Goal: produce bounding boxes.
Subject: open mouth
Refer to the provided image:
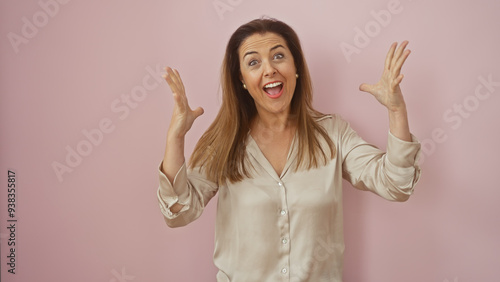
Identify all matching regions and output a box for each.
[263,81,284,98]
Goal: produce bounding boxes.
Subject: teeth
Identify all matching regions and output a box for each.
[264,82,283,88]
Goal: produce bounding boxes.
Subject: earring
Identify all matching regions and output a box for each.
[296,74,299,78]
[243,83,247,89]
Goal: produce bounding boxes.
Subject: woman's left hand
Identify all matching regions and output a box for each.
[359,41,411,112]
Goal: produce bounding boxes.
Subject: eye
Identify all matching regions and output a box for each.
[273,53,284,60]
[248,60,258,66]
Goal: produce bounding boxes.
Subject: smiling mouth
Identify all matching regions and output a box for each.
[263,81,284,98]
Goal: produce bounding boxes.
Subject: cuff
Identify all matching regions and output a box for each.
[386,131,421,168]
[157,189,189,218]
[158,161,190,202]
[157,162,190,218]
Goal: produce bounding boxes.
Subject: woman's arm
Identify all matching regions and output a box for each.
[340,41,420,201]
[359,41,412,142]
[161,67,204,213]
[340,115,421,202]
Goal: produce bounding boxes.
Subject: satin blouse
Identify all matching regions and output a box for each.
[157,114,421,282]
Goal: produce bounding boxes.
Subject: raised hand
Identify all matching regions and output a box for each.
[163,67,204,138]
[359,41,411,113]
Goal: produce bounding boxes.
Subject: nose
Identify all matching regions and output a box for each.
[262,60,277,77]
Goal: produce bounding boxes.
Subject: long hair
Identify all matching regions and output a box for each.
[190,17,335,184]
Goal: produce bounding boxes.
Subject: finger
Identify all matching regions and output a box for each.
[193,106,205,118]
[359,83,375,94]
[165,68,188,105]
[384,42,397,70]
[393,74,404,87]
[171,91,188,114]
[163,70,177,92]
[164,72,188,114]
[390,40,409,69]
[172,68,186,96]
[166,67,182,92]
[164,71,182,97]
[166,67,182,94]
[172,68,195,110]
[165,67,198,116]
[392,49,411,77]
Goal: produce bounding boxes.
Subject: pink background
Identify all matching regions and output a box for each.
[1,0,499,281]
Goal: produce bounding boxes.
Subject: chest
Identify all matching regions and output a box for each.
[251,131,293,176]
[219,156,343,215]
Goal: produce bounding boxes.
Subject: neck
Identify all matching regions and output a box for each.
[252,110,295,133]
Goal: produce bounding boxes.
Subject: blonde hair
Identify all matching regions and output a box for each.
[190,18,335,184]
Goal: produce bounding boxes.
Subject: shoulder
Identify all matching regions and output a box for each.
[314,113,350,134]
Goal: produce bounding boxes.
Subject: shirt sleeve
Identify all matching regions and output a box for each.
[157,161,219,227]
[337,116,422,201]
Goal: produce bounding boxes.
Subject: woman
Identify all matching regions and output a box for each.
[158,18,421,281]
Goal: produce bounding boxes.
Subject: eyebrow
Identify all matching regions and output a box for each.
[243,44,286,59]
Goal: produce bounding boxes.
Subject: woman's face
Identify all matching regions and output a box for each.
[238,32,297,118]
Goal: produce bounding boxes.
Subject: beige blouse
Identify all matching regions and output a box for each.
[157,114,421,282]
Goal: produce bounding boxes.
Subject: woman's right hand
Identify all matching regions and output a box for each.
[163,67,204,138]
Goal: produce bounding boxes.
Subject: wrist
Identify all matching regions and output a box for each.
[389,108,408,120]
[388,101,408,114]
[388,107,411,142]
[167,126,187,141]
